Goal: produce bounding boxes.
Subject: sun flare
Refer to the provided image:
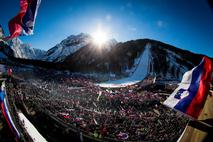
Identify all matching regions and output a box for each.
[91,28,108,46]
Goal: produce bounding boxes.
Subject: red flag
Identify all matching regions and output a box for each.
[5,0,41,39]
[7,68,13,76]
[5,0,28,39]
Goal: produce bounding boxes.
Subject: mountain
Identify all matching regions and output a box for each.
[8,38,46,60]
[43,33,117,62]
[0,40,15,61]
[1,33,211,81]
[59,38,205,81]
[9,38,46,60]
[0,37,48,70]
[43,33,91,62]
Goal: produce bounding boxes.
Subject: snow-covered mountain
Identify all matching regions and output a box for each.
[58,38,207,81]
[43,33,91,62]
[43,33,117,62]
[8,38,46,60]
[1,32,210,82]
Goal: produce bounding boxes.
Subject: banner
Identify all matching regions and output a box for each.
[164,57,213,119]
[5,0,41,39]
[0,81,20,139]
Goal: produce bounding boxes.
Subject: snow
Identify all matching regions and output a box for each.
[98,43,151,88]
[46,41,88,62]
[43,34,117,62]
[18,112,47,142]
[165,48,189,80]
[44,33,91,62]
[125,53,142,75]
[9,38,46,60]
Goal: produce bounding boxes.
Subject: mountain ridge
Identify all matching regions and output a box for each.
[0,34,212,81]
[43,33,118,62]
[8,38,46,60]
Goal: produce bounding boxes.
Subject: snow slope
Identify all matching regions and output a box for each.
[98,43,151,88]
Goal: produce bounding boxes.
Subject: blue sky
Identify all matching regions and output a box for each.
[0,0,213,57]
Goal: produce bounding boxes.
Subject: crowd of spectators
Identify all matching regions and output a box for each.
[7,73,188,141]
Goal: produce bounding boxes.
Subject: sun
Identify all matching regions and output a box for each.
[91,27,108,46]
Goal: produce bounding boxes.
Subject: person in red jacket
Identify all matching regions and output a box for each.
[8,68,12,77]
[7,68,12,82]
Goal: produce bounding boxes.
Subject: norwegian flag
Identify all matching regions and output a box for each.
[5,0,41,39]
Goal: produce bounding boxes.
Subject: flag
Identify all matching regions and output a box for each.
[0,81,20,139]
[60,112,71,119]
[116,132,129,140]
[75,117,83,122]
[97,91,102,101]
[5,0,41,39]
[164,57,213,119]
[93,118,98,125]
[8,68,13,77]
[22,0,41,35]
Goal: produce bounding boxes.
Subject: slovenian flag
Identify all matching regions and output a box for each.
[5,0,41,39]
[0,81,20,139]
[164,57,213,119]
